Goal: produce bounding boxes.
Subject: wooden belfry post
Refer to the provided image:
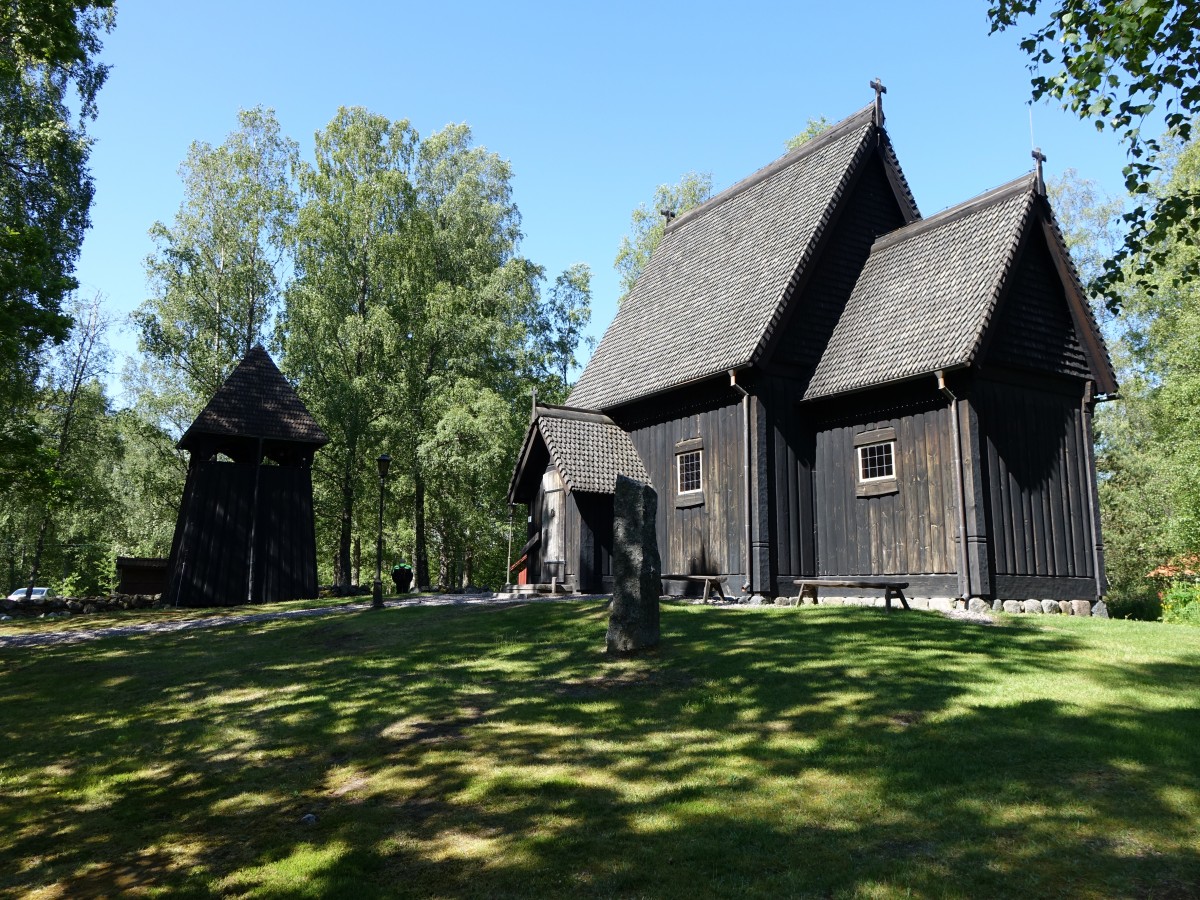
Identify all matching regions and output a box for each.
[165,346,329,608]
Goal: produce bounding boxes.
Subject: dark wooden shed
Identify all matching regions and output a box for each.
[165,346,329,607]
[514,94,1116,604]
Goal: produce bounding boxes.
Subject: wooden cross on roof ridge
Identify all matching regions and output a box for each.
[870,78,887,126]
[1032,147,1047,196]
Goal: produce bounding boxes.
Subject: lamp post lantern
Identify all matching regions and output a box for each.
[373,453,391,609]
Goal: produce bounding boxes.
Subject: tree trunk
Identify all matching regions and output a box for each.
[437,536,449,592]
[414,471,430,589]
[24,514,51,601]
[353,535,361,587]
[338,471,353,589]
[462,541,473,589]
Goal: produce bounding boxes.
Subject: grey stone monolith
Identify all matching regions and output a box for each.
[1092,599,1109,618]
[607,476,661,655]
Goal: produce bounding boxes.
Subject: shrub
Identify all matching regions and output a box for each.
[1105,591,1162,621]
[1160,579,1200,626]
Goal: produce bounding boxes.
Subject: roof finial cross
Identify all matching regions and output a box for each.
[870,78,887,126]
[660,207,676,227]
[1032,147,1047,196]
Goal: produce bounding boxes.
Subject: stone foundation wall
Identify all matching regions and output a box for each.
[0,593,163,620]
[772,593,1109,618]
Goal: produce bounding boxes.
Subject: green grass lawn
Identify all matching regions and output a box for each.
[1,602,1197,899]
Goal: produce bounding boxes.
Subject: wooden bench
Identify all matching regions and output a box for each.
[662,574,728,603]
[793,578,910,611]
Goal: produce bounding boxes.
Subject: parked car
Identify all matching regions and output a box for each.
[6,587,52,602]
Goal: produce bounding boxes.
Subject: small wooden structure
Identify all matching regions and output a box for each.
[114,556,169,596]
[165,346,329,607]
[511,90,1116,605]
[508,404,651,593]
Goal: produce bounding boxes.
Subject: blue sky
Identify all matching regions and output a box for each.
[76,1,1142,399]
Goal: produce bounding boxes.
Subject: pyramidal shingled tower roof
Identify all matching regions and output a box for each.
[178,345,329,450]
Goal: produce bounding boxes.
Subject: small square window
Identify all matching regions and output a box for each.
[677,449,702,494]
[858,441,894,482]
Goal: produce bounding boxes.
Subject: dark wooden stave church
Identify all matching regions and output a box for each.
[509,96,1116,603]
[166,346,329,607]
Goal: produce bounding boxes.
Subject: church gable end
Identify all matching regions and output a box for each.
[766,149,912,379]
[983,226,1091,380]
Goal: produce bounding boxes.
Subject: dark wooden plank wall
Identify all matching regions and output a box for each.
[255,466,320,603]
[167,461,322,607]
[813,395,958,577]
[167,461,254,607]
[760,376,816,581]
[575,493,614,591]
[985,230,1092,379]
[625,397,745,581]
[975,379,1095,579]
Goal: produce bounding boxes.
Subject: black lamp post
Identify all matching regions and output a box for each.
[373,453,391,609]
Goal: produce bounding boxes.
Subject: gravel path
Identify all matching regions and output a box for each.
[0,593,606,650]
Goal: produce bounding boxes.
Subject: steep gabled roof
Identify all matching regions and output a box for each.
[569,105,918,410]
[803,174,1117,400]
[179,345,329,449]
[507,405,651,503]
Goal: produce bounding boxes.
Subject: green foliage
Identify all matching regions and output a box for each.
[988,0,1200,306]
[540,262,594,392]
[1159,578,1200,625]
[1084,135,1200,607]
[614,170,713,301]
[134,107,298,407]
[0,0,114,482]
[785,116,831,152]
[283,109,551,590]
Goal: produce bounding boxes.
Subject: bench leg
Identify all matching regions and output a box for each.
[702,579,712,603]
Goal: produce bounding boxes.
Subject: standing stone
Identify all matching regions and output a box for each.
[1092,600,1109,619]
[1071,600,1093,618]
[968,598,990,614]
[607,476,661,655]
[1023,600,1043,613]
[1041,599,1061,614]
[993,598,1004,612]
[1002,600,1022,614]
[1058,600,1072,615]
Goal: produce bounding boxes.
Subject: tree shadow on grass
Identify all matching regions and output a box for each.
[0,603,1197,898]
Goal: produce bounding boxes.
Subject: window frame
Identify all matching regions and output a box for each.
[853,426,899,498]
[675,437,704,508]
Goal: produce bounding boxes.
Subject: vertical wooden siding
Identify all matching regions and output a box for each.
[626,398,745,580]
[761,377,816,580]
[976,380,1094,578]
[813,398,958,576]
[167,461,321,607]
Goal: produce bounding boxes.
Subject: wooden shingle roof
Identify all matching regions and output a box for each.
[803,174,1116,399]
[179,345,329,450]
[569,105,916,411]
[508,405,651,502]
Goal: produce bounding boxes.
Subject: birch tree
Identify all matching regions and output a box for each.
[134,107,298,407]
